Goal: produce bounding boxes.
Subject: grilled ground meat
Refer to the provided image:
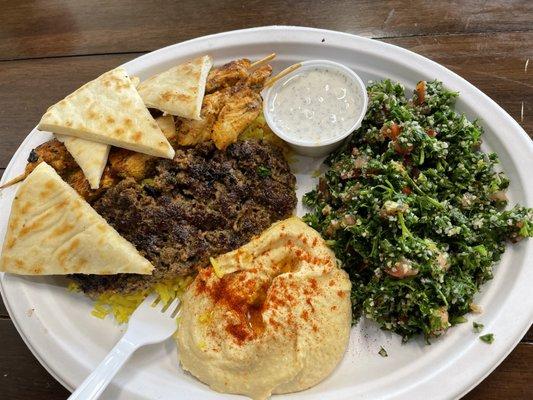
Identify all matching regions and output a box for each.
[71,140,296,296]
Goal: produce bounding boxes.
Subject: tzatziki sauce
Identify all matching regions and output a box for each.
[268,67,364,144]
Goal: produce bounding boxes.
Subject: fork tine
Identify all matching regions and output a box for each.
[142,293,159,308]
[160,297,174,313]
[161,297,180,315]
[130,293,159,319]
[150,295,161,307]
[170,301,181,319]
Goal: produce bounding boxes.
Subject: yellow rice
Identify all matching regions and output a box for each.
[68,275,194,324]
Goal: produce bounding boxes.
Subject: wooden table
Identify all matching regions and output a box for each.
[0,1,531,398]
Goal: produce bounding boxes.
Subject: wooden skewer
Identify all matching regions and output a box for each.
[250,53,276,69]
[0,172,27,189]
[263,63,302,89]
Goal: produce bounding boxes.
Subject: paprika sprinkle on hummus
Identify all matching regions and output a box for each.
[177,217,352,400]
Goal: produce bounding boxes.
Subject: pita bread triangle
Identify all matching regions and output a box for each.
[56,135,110,190]
[138,55,213,120]
[0,162,154,275]
[38,67,175,159]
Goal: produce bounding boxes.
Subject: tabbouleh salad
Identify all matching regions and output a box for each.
[303,79,533,341]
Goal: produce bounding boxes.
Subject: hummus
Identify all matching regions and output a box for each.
[177,217,352,400]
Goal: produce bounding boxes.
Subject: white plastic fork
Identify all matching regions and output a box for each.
[68,294,180,400]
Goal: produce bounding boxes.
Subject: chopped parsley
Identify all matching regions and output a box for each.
[473,322,484,333]
[378,347,388,357]
[303,79,533,342]
[257,166,271,177]
[450,315,468,325]
[479,333,494,344]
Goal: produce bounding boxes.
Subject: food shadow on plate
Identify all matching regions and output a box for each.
[0,274,93,317]
[2,273,73,290]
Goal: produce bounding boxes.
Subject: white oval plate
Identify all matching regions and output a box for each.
[1,26,532,400]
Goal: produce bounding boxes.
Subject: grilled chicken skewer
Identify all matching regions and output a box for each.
[3,55,276,196]
[177,59,272,149]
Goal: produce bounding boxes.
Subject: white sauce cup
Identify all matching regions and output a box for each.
[263,60,368,157]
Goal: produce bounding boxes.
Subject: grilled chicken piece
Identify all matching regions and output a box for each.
[205,59,252,93]
[206,60,271,93]
[247,65,273,90]
[176,89,232,146]
[175,117,213,146]
[24,139,78,177]
[212,88,262,150]
[176,84,263,149]
[177,62,271,148]
[107,149,156,181]
[66,167,116,202]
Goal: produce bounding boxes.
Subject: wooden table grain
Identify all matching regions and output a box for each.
[0,1,531,399]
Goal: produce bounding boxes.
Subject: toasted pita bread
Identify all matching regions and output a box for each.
[38,67,175,159]
[138,55,213,120]
[0,162,154,275]
[56,135,110,189]
[131,76,140,88]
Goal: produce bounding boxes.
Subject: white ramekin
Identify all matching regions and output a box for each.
[262,59,368,157]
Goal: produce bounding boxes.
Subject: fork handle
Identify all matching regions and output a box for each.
[68,337,138,400]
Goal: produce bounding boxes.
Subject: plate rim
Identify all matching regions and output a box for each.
[1,25,532,399]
